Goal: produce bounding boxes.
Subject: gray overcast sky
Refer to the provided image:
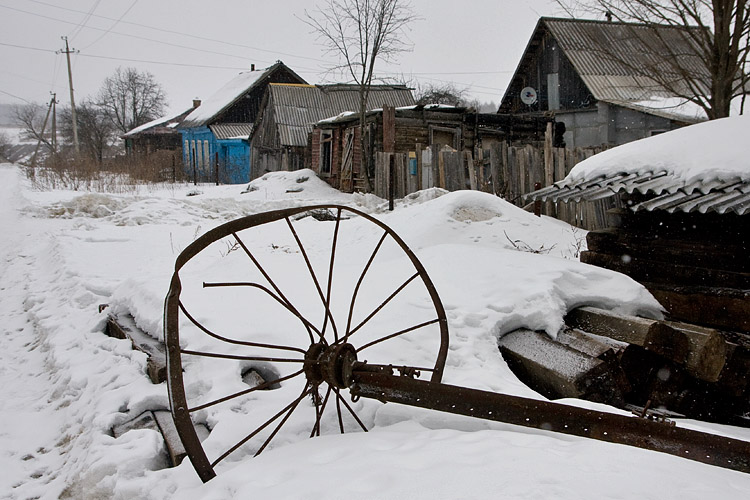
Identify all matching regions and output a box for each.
[0,0,589,114]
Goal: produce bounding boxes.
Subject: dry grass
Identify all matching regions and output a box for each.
[24,150,190,193]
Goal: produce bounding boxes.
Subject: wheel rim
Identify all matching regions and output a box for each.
[164,205,448,481]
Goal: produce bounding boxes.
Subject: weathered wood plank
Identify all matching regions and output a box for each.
[106,314,167,384]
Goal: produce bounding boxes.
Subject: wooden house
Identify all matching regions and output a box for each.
[178,61,306,184]
[499,17,707,148]
[122,101,198,161]
[250,83,415,180]
[310,105,550,194]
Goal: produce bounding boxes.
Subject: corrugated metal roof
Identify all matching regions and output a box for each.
[527,171,750,215]
[544,18,710,104]
[208,123,253,140]
[122,106,194,137]
[267,84,415,146]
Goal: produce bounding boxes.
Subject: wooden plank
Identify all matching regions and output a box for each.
[106,314,167,384]
[467,151,477,190]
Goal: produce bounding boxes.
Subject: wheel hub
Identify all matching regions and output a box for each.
[304,342,357,389]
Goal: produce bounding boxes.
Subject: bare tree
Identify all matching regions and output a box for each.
[96,67,167,134]
[13,103,53,150]
[557,1,750,118]
[416,83,469,106]
[304,0,416,191]
[60,101,118,164]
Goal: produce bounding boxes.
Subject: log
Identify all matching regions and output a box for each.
[498,329,626,406]
[565,307,690,365]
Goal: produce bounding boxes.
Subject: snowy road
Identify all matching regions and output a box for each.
[0,165,67,497]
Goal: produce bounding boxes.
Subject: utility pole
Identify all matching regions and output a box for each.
[50,92,57,153]
[58,36,80,155]
[30,95,56,168]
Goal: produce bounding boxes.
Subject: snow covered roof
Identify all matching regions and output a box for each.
[180,62,306,128]
[527,114,750,215]
[122,106,195,137]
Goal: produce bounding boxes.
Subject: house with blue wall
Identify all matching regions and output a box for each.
[178,61,306,184]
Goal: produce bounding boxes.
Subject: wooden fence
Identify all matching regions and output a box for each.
[373,142,617,231]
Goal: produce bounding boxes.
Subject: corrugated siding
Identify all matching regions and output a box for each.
[544,19,710,102]
[527,171,750,215]
[209,123,253,140]
[270,84,415,146]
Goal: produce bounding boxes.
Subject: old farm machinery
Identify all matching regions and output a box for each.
[164,205,750,482]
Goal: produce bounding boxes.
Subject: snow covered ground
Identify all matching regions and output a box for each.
[1,164,749,499]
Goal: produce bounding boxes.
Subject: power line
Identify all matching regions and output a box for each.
[81,0,139,50]
[11,0,329,65]
[0,88,33,104]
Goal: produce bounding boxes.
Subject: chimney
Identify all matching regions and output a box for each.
[192,99,201,109]
[251,64,256,71]
[605,11,613,22]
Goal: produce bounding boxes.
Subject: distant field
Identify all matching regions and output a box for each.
[0,126,33,145]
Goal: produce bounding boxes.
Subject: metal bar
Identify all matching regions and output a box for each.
[284,217,340,340]
[334,387,368,432]
[200,281,321,340]
[311,385,333,438]
[179,299,307,354]
[323,208,342,341]
[189,369,305,413]
[357,318,441,352]
[180,350,305,363]
[348,272,420,337]
[351,371,750,474]
[232,232,317,344]
[343,231,389,342]
[212,383,311,467]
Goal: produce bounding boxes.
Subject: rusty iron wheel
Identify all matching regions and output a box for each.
[164,205,449,481]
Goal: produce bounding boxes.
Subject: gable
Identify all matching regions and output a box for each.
[500,17,709,121]
[180,62,307,128]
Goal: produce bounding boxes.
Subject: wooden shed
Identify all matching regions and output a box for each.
[311,105,550,194]
[499,17,707,148]
[250,83,415,181]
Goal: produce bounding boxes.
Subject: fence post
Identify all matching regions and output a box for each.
[215,151,219,185]
[172,154,176,183]
[192,148,197,185]
[533,182,542,216]
[388,154,395,211]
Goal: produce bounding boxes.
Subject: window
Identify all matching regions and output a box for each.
[203,140,210,168]
[190,140,196,166]
[196,140,203,168]
[184,140,189,164]
[320,129,333,175]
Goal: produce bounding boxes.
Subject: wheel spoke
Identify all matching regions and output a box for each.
[333,387,368,433]
[232,232,317,344]
[200,281,321,340]
[188,369,305,413]
[347,272,420,338]
[343,230,388,343]
[357,318,441,352]
[322,208,342,341]
[179,300,308,353]
[310,384,333,438]
[335,394,345,433]
[253,387,308,457]
[212,383,311,467]
[285,216,340,341]
[180,349,305,363]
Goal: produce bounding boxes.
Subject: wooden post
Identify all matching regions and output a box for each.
[533,182,542,216]
[192,147,197,185]
[415,143,422,191]
[467,151,477,190]
[215,151,219,185]
[388,154,395,211]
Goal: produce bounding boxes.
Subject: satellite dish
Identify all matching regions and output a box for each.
[520,87,538,105]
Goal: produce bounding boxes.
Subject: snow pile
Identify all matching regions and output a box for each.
[566,114,750,184]
[1,163,748,499]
